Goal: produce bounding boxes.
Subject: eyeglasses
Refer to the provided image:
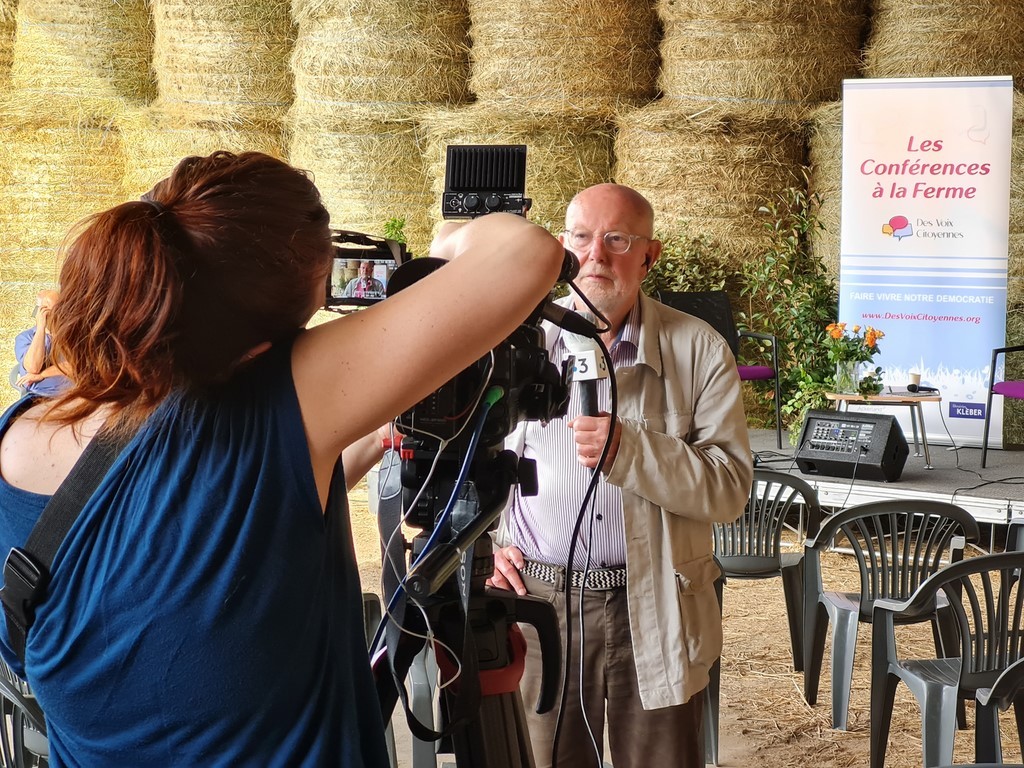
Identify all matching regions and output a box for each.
[562,230,650,255]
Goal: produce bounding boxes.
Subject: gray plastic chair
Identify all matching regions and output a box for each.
[714,469,821,672]
[871,552,1024,768]
[0,658,48,767]
[803,499,981,731]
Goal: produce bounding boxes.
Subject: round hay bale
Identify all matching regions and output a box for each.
[118,107,285,198]
[614,100,807,267]
[0,0,15,90]
[1007,98,1024,306]
[0,98,125,286]
[290,0,469,121]
[152,0,295,126]
[807,101,843,280]
[418,104,616,235]
[657,0,867,113]
[466,0,658,117]
[864,1,1024,88]
[287,110,435,257]
[11,0,155,112]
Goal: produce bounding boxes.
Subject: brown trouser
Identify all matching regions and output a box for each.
[517,571,705,768]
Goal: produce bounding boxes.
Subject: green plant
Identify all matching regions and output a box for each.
[642,229,737,296]
[858,366,885,396]
[781,365,833,445]
[739,175,838,434]
[382,216,407,243]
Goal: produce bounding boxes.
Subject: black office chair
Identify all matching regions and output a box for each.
[981,344,1024,468]
[658,291,783,448]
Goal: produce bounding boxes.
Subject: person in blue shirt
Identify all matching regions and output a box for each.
[0,150,565,766]
[13,290,71,397]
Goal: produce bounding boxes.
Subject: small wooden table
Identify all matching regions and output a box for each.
[824,391,942,469]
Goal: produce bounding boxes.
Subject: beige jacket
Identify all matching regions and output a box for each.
[498,292,753,709]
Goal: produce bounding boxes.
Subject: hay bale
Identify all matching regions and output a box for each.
[118,107,285,198]
[0,0,15,90]
[11,0,155,112]
[0,98,124,286]
[1008,98,1024,306]
[152,0,295,126]
[287,110,435,257]
[807,101,843,280]
[466,0,658,116]
[419,104,616,235]
[290,0,469,121]
[657,0,868,113]
[614,101,807,266]
[864,1,1024,88]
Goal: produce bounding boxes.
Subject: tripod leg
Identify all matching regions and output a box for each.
[450,691,537,768]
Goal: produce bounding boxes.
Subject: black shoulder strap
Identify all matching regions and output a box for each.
[1,429,135,665]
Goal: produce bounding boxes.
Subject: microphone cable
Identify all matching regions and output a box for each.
[550,332,616,768]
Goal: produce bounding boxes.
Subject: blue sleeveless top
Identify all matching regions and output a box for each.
[0,341,389,766]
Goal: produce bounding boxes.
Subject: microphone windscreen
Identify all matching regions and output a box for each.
[561,311,599,355]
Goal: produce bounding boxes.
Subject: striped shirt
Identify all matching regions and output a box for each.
[504,301,642,569]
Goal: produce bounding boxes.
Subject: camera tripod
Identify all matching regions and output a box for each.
[372,459,560,768]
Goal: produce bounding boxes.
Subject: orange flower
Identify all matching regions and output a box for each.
[824,321,885,364]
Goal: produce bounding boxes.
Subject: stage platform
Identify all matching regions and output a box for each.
[748,428,1024,550]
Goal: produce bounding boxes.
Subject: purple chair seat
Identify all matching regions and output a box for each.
[738,365,775,382]
[993,380,1024,398]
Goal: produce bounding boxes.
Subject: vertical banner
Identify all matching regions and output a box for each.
[839,76,1013,447]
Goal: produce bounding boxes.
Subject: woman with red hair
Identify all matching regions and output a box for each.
[0,151,564,765]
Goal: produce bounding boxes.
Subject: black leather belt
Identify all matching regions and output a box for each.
[521,559,627,590]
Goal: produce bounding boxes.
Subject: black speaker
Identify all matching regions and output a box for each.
[795,409,909,483]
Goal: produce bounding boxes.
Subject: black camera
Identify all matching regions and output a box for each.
[442,144,531,219]
[390,144,569,534]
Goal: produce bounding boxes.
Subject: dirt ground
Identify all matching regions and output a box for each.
[348,480,1022,767]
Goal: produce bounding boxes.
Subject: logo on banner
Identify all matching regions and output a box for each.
[881,215,913,240]
[949,402,985,420]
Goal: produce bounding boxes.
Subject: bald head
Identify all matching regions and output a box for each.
[565,184,655,237]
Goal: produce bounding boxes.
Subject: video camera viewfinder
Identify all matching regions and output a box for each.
[324,229,409,311]
[442,145,531,219]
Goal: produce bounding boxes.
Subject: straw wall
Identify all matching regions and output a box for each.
[0,99,125,412]
[467,0,659,116]
[10,0,154,113]
[419,105,616,235]
[119,107,286,199]
[807,101,843,280]
[657,0,868,116]
[290,0,469,122]
[864,1,1024,88]
[0,0,15,90]
[288,111,434,256]
[615,101,806,266]
[151,0,295,128]
[1010,98,1024,308]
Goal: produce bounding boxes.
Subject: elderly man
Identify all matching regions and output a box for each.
[14,289,70,397]
[490,183,752,768]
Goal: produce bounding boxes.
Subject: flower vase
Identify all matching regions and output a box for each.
[835,361,860,394]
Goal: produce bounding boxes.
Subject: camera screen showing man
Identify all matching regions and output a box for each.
[341,260,385,300]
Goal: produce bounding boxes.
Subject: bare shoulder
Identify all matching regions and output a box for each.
[0,401,103,495]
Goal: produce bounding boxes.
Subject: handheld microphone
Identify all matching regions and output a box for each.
[562,312,608,417]
[907,383,939,393]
